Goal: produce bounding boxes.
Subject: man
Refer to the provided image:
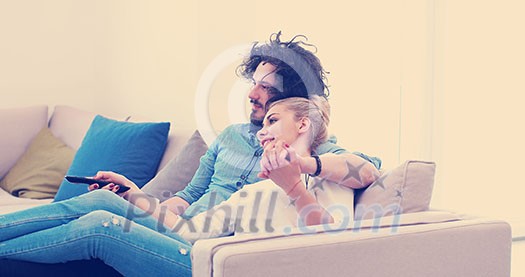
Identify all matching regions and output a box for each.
[165,32,381,218]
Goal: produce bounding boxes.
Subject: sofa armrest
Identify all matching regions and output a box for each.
[192,212,511,277]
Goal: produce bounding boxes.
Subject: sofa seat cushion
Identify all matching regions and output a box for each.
[0,128,75,199]
[54,115,170,201]
[0,188,53,215]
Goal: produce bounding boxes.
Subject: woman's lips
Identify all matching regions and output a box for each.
[260,138,274,147]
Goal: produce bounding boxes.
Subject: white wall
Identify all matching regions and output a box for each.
[431,0,525,227]
[1,0,406,168]
[431,3,525,273]
[0,1,100,108]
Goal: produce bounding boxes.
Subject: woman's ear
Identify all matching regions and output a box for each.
[297,117,311,134]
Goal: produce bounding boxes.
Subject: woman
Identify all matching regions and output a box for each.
[0,96,358,276]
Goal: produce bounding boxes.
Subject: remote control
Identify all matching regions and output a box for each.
[65,176,131,193]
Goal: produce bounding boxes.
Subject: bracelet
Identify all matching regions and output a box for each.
[309,155,322,177]
[286,179,303,195]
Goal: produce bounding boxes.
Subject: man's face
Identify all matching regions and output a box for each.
[248,62,282,126]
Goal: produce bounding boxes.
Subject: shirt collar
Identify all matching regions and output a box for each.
[249,123,263,148]
[249,123,262,135]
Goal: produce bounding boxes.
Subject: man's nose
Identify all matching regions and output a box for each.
[248,84,260,100]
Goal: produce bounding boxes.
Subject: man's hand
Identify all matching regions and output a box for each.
[162,196,190,215]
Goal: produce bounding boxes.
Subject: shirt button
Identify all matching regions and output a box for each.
[179,248,188,255]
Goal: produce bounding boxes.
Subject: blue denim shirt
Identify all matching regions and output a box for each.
[175,123,381,217]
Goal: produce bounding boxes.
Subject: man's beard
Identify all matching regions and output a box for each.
[250,112,263,126]
[250,99,264,126]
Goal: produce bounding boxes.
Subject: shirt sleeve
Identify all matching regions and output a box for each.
[317,135,382,170]
[351,151,382,170]
[316,137,349,155]
[174,131,222,204]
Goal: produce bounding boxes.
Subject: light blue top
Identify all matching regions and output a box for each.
[175,123,381,217]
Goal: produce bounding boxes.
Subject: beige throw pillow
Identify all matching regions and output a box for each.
[0,128,75,199]
[354,160,436,220]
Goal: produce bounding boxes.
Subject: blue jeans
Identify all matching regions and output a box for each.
[0,190,192,277]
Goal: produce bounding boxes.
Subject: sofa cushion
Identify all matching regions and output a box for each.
[354,160,435,220]
[125,115,193,171]
[0,106,48,179]
[49,105,128,150]
[54,115,170,201]
[142,130,208,201]
[157,130,195,171]
[0,128,75,199]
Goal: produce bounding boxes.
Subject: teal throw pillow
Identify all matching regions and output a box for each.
[54,115,170,201]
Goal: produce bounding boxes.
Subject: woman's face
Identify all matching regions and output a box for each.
[257,103,301,147]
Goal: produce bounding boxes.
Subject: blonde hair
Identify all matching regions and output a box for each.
[267,96,330,151]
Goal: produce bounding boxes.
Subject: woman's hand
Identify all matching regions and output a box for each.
[88,171,141,198]
[259,141,334,225]
[258,140,303,194]
[258,140,298,178]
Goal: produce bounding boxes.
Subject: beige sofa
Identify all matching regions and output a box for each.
[0,105,512,276]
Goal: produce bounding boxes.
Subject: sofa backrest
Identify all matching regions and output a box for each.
[48,106,104,150]
[0,106,48,179]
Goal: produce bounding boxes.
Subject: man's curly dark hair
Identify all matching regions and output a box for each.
[237,31,330,104]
